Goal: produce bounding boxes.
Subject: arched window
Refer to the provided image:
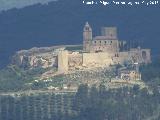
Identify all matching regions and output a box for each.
[142,51,147,59]
[85,27,89,31]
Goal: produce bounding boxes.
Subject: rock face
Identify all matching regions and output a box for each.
[11,46,65,69]
[11,45,82,70]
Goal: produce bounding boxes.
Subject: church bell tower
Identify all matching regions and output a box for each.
[83,22,92,52]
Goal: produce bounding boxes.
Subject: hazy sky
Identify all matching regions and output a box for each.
[0,0,57,11]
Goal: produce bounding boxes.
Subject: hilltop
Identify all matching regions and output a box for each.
[0,44,157,93]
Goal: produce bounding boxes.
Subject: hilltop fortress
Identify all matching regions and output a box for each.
[12,22,151,75]
[59,22,151,73]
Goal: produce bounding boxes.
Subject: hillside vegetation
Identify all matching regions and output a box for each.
[0,84,160,120]
[0,60,160,120]
[0,60,160,91]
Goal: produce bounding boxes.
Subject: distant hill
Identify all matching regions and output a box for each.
[0,0,160,68]
[0,0,57,11]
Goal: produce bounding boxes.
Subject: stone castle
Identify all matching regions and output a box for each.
[12,22,151,76]
[58,22,151,73]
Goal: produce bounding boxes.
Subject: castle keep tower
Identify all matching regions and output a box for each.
[83,22,92,52]
[101,27,117,39]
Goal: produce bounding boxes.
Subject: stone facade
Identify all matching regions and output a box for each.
[58,50,68,73]
[82,52,113,67]
[83,22,119,53]
[68,52,83,68]
[82,22,151,64]
[91,38,119,53]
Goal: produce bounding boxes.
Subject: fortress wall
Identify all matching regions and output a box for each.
[141,49,151,63]
[118,52,130,64]
[111,40,119,52]
[118,48,151,64]
[68,53,83,67]
[82,52,113,67]
[119,50,146,64]
[58,50,68,73]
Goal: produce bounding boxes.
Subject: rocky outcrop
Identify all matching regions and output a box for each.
[11,45,82,69]
[11,46,65,69]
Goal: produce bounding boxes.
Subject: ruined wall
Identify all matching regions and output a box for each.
[68,52,82,69]
[128,48,151,64]
[118,52,130,64]
[117,48,151,64]
[129,48,142,63]
[141,49,151,63]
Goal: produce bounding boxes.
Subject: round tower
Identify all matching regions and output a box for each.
[83,22,92,52]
